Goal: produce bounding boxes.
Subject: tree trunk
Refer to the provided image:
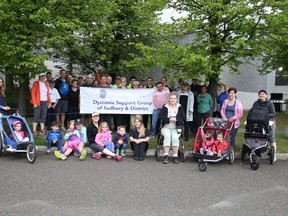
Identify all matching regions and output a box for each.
[18,78,30,116]
[208,77,219,116]
[5,74,14,93]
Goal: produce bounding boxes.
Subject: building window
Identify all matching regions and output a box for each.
[275,67,288,86]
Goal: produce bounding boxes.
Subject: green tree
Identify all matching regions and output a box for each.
[132,0,287,91]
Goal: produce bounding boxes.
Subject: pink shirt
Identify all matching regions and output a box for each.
[153,87,169,109]
[95,131,112,145]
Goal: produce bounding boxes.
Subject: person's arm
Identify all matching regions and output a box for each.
[153,95,160,109]
[221,100,228,120]
[268,101,276,119]
[63,132,70,140]
[95,133,104,145]
[82,128,87,144]
[231,100,243,121]
[58,132,63,143]
[113,134,118,144]
[189,93,194,113]
[124,134,129,144]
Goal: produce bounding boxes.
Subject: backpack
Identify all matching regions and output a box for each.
[60,81,69,95]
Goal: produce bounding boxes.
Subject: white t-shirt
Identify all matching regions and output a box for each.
[39,82,48,101]
[49,88,61,103]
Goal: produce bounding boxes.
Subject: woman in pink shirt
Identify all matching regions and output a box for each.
[221,87,243,149]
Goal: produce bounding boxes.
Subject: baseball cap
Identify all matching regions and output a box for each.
[115,76,121,80]
[91,112,100,117]
[39,73,46,77]
[75,119,83,125]
[13,120,21,127]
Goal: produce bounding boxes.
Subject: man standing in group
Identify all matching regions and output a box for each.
[150,81,170,138]
[55,69,69,130]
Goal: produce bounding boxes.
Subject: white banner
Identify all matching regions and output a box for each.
[80,87,155,114]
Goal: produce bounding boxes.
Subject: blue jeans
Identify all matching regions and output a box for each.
[151,109,161,136]
[47,139,62,150]
[115,143,127,151]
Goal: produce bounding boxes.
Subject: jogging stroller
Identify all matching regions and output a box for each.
[241,106,274,170]
[0,110,37,163]
[192,117,235,172]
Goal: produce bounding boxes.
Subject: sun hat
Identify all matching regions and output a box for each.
[13,120,21,127]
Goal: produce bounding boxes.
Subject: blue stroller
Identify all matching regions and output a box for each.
[0,111,37,163]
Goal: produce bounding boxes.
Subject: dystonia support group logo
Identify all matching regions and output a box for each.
[100,89,107,99]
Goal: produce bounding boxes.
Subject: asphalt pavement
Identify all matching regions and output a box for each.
[0,152,288,216]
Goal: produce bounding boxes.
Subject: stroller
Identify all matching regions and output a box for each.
[192,117,235,172]
[241,106,274,170]
[0,110,37,163]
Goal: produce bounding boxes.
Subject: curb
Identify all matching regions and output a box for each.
[37,146,288,160]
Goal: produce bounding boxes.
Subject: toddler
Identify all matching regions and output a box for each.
[113,125,128,156]
[46,121,62,154]
[8,120,29,151]
[200,128,214,156]
[212,132,229,156]
[95,122,114,158]
[54,120,87,160]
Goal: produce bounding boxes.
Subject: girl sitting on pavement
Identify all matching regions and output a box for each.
[212,131,229,156]
[54,120,86,161]
[199,128,214,156]
[95,122,115,158]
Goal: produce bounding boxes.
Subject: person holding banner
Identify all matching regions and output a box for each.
[159,92,185,164]
[87,112,122,162]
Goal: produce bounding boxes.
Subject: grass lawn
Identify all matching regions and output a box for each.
[33,111,288,153]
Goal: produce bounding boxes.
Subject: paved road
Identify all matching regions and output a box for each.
[0,152,288,216]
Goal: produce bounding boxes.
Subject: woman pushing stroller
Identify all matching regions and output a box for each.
[252,90,277,162]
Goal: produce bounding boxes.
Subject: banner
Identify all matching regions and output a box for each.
[80,87,155,114]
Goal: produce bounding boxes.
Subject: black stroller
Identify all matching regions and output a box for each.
[241,106,274,170]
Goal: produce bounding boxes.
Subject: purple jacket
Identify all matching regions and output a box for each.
[221,99,243,128]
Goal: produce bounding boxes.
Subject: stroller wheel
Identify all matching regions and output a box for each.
[228,148,235,164]
[155,146,160,161]
[241,144,247,161]
[198,161,207,172]
[250,154,259,170]
[270,146,275,165]
[27,143,37,163]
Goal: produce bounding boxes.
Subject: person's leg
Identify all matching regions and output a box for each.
[133,143,139,160]
[143,114,148,128]
[184,121,189,141]
[139,142,145,160]
[32,106,41,132]
[270,121,277,161]
[151,109,160,136]
[171,128,180,164]
[61,113,66,129]
[115,143,120,155]
[161,126,171,164]
[39,101,48,131]
[56,139,62,150]
[229,125,238,148]
[121,143,127,156]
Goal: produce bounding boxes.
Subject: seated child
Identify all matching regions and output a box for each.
[95,122,114,158]
[7,120,29,151]
[113,125,128,156]
[199,128,214,156]
[46,121,62,154]
[212,131,229,156]
[54,120,86,161]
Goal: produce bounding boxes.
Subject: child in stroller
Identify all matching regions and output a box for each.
[199,128,214,156]
[192,117,235,172]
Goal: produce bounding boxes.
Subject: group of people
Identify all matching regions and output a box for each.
[0,69,277,162]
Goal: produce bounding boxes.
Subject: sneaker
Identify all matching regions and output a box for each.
[120,150,126,157]
[46,149,51,154]
[115,149,119,155]
[273,154,277,162]
[61,126,66,131]
[163,155,169,164]
[173,156,179,164]
[79,149,87,160]
[54,151,67,160]
[33,130,37,135]
[115,154,122,162]
[92,152,101,160]
[40,129,46,135]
